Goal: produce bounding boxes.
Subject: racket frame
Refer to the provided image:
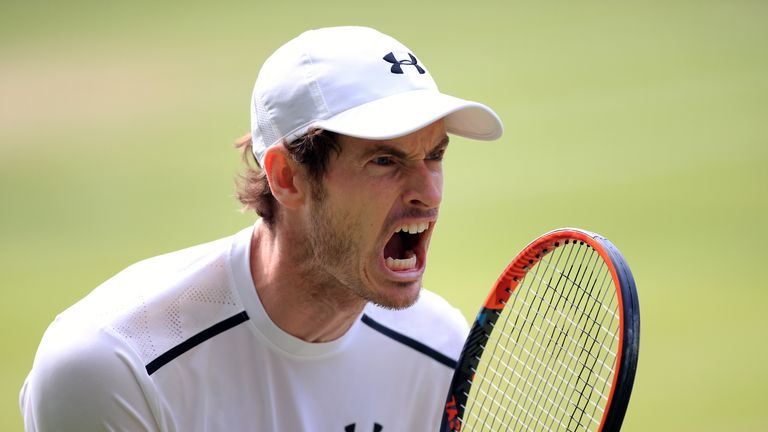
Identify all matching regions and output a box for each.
[441,228,640,432]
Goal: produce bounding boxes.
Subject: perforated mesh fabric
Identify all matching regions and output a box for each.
[109,253,242,366]
[253,95,281,163]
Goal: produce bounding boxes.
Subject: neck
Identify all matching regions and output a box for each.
[248,219,366,343]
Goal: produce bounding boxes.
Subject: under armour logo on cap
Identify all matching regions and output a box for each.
[383,52,425,74]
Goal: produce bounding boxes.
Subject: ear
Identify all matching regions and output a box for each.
[263,145,307,209]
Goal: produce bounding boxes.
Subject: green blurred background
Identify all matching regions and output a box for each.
[2,0,766,430]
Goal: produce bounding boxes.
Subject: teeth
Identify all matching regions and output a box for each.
[385,251,417,271]
[397,221,429,235]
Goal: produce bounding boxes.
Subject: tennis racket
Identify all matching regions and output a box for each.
[441,228,640,431]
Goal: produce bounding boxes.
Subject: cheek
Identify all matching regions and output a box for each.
[324,172,399,234]
[349,196,393,251]
[335,177,395,213]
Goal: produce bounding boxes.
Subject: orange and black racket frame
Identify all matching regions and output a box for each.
[440,228,640,432]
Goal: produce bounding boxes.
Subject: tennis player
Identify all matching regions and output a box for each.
[20,26,503,431]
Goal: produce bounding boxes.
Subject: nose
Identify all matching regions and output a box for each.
[403,162,443,209]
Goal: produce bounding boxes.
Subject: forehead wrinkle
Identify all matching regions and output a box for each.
[359,142,408,160]
[357,133,449,161]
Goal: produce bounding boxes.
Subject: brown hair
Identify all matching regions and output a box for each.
[234,129,340,227]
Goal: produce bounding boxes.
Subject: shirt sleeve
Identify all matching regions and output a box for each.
[20,321,165,432]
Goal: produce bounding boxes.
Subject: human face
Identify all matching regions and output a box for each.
[305,120,448,309]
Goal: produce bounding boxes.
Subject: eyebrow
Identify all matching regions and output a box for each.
[360,135,450,160]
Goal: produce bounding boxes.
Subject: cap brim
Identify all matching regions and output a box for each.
[314,90,503,142]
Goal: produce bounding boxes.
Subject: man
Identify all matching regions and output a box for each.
[21,26,503,431]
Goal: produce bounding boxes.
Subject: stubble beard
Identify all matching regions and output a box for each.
[306,182,420,310]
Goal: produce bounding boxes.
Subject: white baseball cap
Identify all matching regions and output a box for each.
[250,26,503,165]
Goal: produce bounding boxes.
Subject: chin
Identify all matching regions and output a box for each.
[368,281,421,310]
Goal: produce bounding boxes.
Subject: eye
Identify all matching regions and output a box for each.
[370,156,395,166]
[426,148,446,162]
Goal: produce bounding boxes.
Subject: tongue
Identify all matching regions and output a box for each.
[384,232,405,259]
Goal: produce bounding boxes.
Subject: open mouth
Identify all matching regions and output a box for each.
[383,221,429,271]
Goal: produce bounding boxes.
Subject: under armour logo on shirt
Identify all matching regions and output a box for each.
[345,423,383,432]
[383,52,425,74]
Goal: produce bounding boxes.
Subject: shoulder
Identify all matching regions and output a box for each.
[21,230,251,430]
[20,320,162,430]
[67,233,236,322]
[54,232,245,366]
[363,289,469,364]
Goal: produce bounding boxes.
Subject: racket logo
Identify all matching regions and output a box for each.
[444,396,461,431]
[383,52,426,74]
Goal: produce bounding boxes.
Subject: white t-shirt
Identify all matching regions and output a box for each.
[20,226,469,431]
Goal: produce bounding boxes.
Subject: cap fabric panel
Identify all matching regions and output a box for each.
[249,26,503,166]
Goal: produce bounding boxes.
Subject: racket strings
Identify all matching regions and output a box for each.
[472,243,578,430]
[463,245,575,431]
[526,244,618,432]
[506,243,603,430]
[462,241,621,431]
